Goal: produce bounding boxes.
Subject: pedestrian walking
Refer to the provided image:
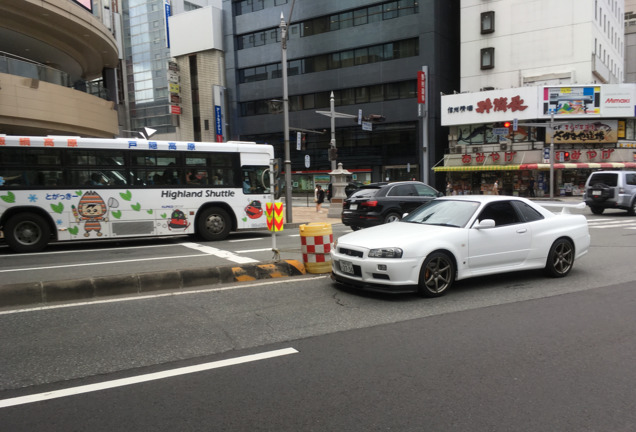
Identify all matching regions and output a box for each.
[315,184,325,212]
[493,180,499,195]
[528,178,536,197]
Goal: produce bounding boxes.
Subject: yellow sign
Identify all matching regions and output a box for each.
[266,202,284,232]
[169,83,180,94]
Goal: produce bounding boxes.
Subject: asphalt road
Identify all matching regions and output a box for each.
[1,276,636,431]
[1,208,636,430]
[1,206,635,288]
[0,221,351,286]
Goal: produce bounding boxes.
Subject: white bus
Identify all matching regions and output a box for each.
[0,135,277,252]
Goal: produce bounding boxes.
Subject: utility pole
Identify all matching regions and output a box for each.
[279,10,293,223]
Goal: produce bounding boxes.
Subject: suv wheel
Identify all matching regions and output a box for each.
[628,200,636,216]
[384,212,401,223]
[590,183,612,202]
[590,206,604,215]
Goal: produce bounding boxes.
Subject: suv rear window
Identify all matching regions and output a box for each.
[588,173,618,187]
[350,188,379,198]
[387,184,415,196]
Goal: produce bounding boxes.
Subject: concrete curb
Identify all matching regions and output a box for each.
[0,260,307,308]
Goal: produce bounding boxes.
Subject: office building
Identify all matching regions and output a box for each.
[223,0,460,189]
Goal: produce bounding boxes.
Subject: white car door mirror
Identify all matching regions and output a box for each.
[475,219,496,229]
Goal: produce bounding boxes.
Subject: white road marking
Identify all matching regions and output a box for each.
[180,242,257,263]
[0,242,257,273]
[586,219,619,224]
[0,348,299,409]
[236,248,273,253]
[229,238,265,242]
[0,254,205,273]
[0,275,329,316]
[0,243,183,258]
[588,222,636,229]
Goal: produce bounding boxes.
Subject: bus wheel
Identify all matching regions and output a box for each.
[197,207,231,241]
[5,213,51,253]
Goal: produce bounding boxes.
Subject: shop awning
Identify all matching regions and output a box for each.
[433,162,636,172]
[433,165,521,172]
[518,162,636,170]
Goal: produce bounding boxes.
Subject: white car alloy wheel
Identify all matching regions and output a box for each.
[418,251,455,297]
[545,238,574,278]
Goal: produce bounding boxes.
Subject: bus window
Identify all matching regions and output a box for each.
[186,168,207,185]
[242,166,270,194]
[68,149,124,166]
[69,170,127,187]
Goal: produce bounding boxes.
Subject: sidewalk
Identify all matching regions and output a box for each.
[288,204,340,225]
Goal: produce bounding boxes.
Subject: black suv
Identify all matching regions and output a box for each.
[341,181,443,230]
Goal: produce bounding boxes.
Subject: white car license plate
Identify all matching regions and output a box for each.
[593,190,601,195]
[340,260,354,274]
[350,204,357,210]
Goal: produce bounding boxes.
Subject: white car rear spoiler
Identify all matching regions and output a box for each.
[535,201,586,214]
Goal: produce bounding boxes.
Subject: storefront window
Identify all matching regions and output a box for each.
[626,119,635,140]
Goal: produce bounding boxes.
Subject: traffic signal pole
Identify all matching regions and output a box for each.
[516,112,556,199]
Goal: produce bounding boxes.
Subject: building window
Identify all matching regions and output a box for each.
[481,11,495,34]
[481,47,495,70]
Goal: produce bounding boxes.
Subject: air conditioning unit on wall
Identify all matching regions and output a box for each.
[452,145,463,154]
[500,143,508,151]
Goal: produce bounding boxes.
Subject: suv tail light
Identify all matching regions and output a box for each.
[361,200,378,208]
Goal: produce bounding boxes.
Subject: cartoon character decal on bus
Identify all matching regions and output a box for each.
[72,190,109,237]
[168,209,190,230]
[244,200,263,219]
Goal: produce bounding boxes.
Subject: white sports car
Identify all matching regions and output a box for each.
[331,195,590,297]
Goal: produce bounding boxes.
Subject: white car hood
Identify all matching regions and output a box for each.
[338,222,456,249]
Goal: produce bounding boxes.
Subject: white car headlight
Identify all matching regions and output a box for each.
[368,248,403,258]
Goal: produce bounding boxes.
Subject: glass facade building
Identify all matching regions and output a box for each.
[123,0,175,135]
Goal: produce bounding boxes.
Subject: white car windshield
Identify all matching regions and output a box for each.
[403,199,480,228]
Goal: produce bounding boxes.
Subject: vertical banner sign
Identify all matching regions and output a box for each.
[214,106,223,142]
[266,203,284,232]
[296,132,301,150]
[213,85,225,142]
[417,70,426,105]
[164,0,171,48]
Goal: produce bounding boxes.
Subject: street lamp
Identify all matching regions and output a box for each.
[315,92,357,217]
[279,0,296,223]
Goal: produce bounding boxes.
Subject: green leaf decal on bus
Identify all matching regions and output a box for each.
[76,190,82,196]
[120,190,132,201]
[147,209,153,214]
[51,202,64,213]
[1,191,16,203]
[131,202,141,211]
[161,213,167,218]
[112,210,122,219]
[68,226,79,235]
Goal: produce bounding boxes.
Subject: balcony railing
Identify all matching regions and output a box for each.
[0,51,109,100]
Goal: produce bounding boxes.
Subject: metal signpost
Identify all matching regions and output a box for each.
[516,112,557,199]
[279,0,296,223]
